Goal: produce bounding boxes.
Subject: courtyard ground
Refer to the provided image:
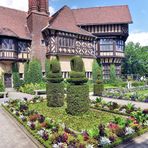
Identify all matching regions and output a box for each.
[0,90,148,147]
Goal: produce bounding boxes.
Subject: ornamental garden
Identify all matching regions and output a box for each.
[1,53,148,148]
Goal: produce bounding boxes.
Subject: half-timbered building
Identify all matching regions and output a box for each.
[0,0,132,87]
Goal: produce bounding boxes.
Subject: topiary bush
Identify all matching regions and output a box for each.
[66,56,89,115]
[24,62,29,84]
[0,76,5,92]
[94,65,104,96]
[46,58,64,107]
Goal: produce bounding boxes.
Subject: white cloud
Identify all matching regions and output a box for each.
[127,32,148,46]
[0,0,28,11]
[49,6,56,15]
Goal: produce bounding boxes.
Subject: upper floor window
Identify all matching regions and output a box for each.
[58,37,75,48]
[100,39,113,51]
[1,39,15,50]
[115,40,124,51]
[18,41,28,52]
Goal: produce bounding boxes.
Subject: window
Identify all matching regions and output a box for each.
[100,39,114,51]
[115,40,124,51]
[41,39,45,46]
[18,41,28,52]
[58,37,75,48]
[1,39,15,50]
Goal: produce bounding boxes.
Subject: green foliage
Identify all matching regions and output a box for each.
[28,59,42,84]
[47,58,64,107]
[70,56,84,72]
[47,82,64,107]
[109,64,116,83]
[94,83,104,96]
[0,76,5,92]
[45,59,50,78]
[66,84,90,115]
[122,42,148,76]
[66,56,89,115]
[24,62,29,84]
[19,82,46,95]
[12,63,21,89]
[92,59,99,83]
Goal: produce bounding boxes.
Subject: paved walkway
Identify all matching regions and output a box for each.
[117,132,148,148]
[0,107,37,148]
[90,93,148,109]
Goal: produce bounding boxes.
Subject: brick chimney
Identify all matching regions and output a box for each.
[27,0,49,70]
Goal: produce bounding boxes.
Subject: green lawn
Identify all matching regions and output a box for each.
[29,102,122,131]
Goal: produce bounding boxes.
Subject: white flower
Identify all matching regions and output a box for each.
[3,102,9,106]
[125,127,135,135]
[27,121,32,127]
[143,120,148,126]
[13,110,16,114]
[36,100,40,103]
[100,137,111,146]
[20,115,25,120]
[120,109,126,114]
[37,129,44,137]
[86,144,94,148]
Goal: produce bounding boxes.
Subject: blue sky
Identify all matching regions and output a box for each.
[0,0,148,45]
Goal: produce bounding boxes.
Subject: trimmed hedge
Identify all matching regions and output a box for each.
[46,58,64,107]
[66,56,89,115]
[47,82,64,107]
[66,84,90,115]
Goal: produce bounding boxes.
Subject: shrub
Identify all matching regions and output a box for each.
[19,82,46,95]
[45,59,50,78]
[47,82,64,107]
[0,76,5,92]
[46,58,64,107]
[66,56,89,115]
[66,84,90,115]
[28,59,42,84]
[94,65,104,96]
[12,63,21,89]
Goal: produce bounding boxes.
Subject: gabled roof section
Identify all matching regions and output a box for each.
[0,6,31,40]
[48,6,95,37]
[72,5,133,25]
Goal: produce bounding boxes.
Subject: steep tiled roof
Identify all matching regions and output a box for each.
[48,6,95,37]
[72,5,132,25]
[0,6,31,40]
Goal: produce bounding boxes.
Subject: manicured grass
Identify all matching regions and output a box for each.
[29,102,123,131]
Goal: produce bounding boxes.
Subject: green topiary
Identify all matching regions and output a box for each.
[93,65,104,96]
[46,58,64,107]
[27,59,42,84]
[66,84,89,115]
[66,56,90,115]
[0,76,5,92]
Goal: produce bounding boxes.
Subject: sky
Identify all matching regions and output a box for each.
[0,0,148,46]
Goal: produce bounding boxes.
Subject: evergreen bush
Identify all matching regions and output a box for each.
[94,65,104,96]
[0,76,5,92]
[12,63,21,89]
[24,62,29,84]
[28,59,42,84]
[66,56,89,115]
[92,59,99,83]
[46,58,64,107]
[45,59,50,78]
[109,64,116,83]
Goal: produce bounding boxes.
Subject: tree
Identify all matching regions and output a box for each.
[28,59,42,84]
[92,59,99,83]
[109,64,116,83]
[122,42,148,76]
[24,62,29,84]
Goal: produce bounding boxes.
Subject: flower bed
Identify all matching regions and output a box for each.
[102,86,148,103]
[2,98,148,148]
